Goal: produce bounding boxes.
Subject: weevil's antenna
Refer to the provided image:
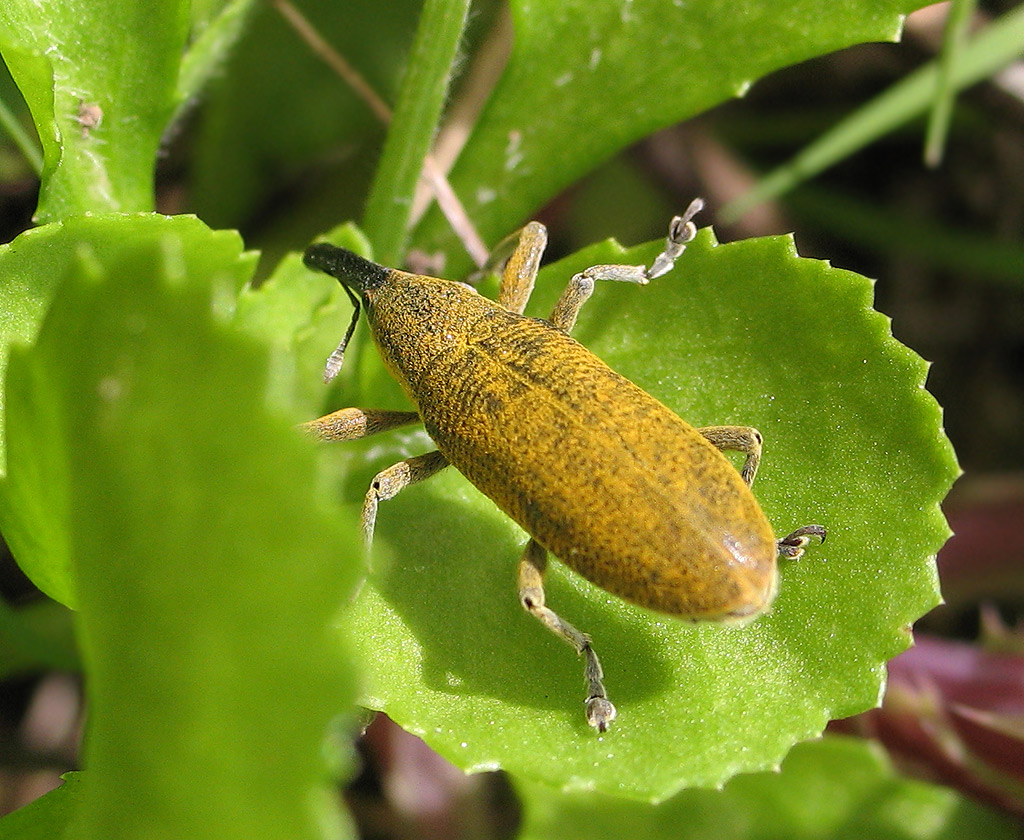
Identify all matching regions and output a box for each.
[324,286,361,383]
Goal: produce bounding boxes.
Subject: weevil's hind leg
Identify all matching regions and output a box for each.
[777,524,827,559]
[694,426,826,559]
[695,424,826,560]
[490,221,548,315]
[549,198,705,334]
[361,450,449,546]
[697,425,763,487]
[517,539,616,732]
[302,407,421,442]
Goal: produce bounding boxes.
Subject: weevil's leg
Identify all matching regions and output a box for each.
[549,198,705,333]
[696,425,763,487]
[492,221,548,315]
[694,424,825,557]
[648,197,705,280]
[302,408,421,442]
[517,538,617,732]
[777,524,827,559]
[547,266,637,333]
[362,450,449,546]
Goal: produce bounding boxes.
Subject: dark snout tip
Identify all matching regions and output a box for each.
[302,242,341,272]
[302,242,390,292]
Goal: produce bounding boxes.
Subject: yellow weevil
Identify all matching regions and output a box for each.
[303,199,824,732]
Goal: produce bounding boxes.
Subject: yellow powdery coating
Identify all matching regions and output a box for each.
[367,268,778,621]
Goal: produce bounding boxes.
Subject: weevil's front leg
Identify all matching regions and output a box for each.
[362,450,449,546]
[493,221,548,315]
[549,198,704,333]
[697,425,763,487]
[517,538,616,732]
[303,408,446,544]
[303,407,421,442]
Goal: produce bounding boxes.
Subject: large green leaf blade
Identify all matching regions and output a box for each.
[326,228,955,798]
[415,0,927,273]
[0,214,256,606]
[2,219,360,837]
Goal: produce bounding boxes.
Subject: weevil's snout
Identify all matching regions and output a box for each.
[303,243,390,295]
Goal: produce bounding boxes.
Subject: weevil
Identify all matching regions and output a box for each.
[302,199,825,732]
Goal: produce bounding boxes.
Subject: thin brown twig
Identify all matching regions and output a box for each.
[272,0,392,123]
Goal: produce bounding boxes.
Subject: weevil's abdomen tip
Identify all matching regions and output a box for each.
[302,243,390,292]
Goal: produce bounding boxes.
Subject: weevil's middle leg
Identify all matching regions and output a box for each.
[518,538,616,732]
[302,408,448,545]
[549,197,705,333]
[697,425,763,487]
[361,450,449,546]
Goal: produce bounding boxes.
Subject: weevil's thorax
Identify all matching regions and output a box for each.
[363,269,497,406]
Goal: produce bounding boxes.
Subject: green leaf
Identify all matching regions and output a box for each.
[1,221,360,838]
[0,214,257,606]
[0,772,85,839]
[413,0,928,274]
[323,229,955,798]
[517,735,1019,840]
[0,597,78,678]
[0,0,189,220]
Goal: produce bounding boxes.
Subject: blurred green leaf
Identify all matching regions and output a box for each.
[0,0,190,220]
[189,0,421,230]
[786,187,1024,291]
[0,597,77,678]
[0,214,256,606]
[518,736,1019,839]
[924,0,978,167]
[1,219,360,838]
[320,229,955,797]
[0,62,41,175]
[0,772,85,839]
[413,0,928,273]
[176,0,261,120]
